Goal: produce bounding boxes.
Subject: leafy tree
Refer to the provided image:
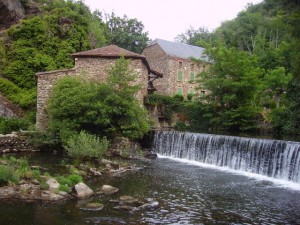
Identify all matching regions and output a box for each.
[199,45,262,131]
[48,57,150,142]
[175,26,214,47]
[105,12,149,53]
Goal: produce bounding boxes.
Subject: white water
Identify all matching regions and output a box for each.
[153,131,300,185]
[158,154,300,191]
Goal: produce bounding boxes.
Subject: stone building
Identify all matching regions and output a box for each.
[142,39,209,97]
[36,45,162,130]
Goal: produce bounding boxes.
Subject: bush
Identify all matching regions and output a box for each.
[0,117,30,134]
[56,174,83,187]
[27,131,62,150]
[0,165,20,185]
[64,131,109,160]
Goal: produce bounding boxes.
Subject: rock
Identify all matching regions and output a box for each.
[1,149,11,153]
[89,168,102,176]
[144,151,158,159]
[80,202,104,211]
[113,205,135,211]
[72,182,93,198]
[100,159,112,165]
[31,179,40,185]
[46,178,59,191]
[136,201,159,210]
[41,190,69,202]
[119,195,144,207]
[97,185,119,195]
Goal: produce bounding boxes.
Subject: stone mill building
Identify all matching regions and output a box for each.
[36,45,162,130]
[142,39,209,97]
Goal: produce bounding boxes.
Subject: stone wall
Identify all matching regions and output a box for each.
[142,44,207,97]
[36,68,76,130]
[36,57,149,130]
[0,132,34,153]
[74,57,148,103]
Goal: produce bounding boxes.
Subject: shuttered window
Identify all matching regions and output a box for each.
[177,70,183,81]
[177,87,183,95]
[190,72,195,82]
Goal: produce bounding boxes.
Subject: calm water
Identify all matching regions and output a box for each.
[0,153,299,225]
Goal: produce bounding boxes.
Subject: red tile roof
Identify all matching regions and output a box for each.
[72,44,144,59]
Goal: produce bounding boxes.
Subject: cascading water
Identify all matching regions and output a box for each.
[153,131,300,183]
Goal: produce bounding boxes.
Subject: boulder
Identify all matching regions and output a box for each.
[46,178,59,191]
[0,0,24,28]
[119,195,144,207]
[97,185,119,195]
[89,168,102,176]
[72,182,93,198]
[144,151,158,159]
[80,202,104,211]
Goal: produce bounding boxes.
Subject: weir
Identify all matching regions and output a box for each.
[153,131,300,183]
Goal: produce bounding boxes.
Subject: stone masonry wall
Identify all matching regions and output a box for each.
[142,45,172,95]
[74,57,148,103]
[36,58,149,130]
[36,68,76,130]
[142,44,207,97]
[0,132,33,153]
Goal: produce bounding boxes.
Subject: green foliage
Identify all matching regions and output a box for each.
[0,78,36,109]
[0,117,30,134]
[0,0,107,113]
[56,174,82,187]
[105,12,149,53]
[175,0,300,135]
[0,165,20,185]
[0,156,32,185]
[48,57,151,141]
[199,45,262,131]
[64,131,109,161]
[26,131,62,150]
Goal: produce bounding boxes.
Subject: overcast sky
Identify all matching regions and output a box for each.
[83,0,263,41]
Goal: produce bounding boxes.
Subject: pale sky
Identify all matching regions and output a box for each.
[83,0,263,41]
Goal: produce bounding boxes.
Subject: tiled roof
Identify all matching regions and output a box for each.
[147,39,208,61]
[72,45,144,58]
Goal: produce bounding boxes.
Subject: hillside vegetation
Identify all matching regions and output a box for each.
[0,0,149,132]
[175,0,300,136]
[0,0,299,137]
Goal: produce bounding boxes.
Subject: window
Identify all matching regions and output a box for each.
[177,87,183,95]
[177,69,183,81]
[201,90,206,96]
[178,61,183,69]
[190,72,195,82]
[189,88,195,95]
[190,64,194,71]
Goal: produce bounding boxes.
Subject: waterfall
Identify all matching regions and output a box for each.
[153,131,300,183]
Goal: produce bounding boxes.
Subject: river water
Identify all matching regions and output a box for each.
[0,152,299,225]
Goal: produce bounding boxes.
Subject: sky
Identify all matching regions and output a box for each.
[83,0,263,41]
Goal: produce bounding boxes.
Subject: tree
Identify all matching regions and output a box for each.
[47,57,150,142]
[105,12,149,53]
[175,26,214,47]
[199,45,262,131]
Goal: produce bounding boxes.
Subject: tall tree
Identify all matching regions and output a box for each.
[105,12,149,53]
[199,44,262,131]
[175,26,214,47]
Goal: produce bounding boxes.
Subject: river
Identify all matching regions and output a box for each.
[0,151,299,224]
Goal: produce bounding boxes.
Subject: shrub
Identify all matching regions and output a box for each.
[56,174,83,187]
[27,131,62,150]
[64,131,109,161]
[0,117,30,134]
[0,165,20,185]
